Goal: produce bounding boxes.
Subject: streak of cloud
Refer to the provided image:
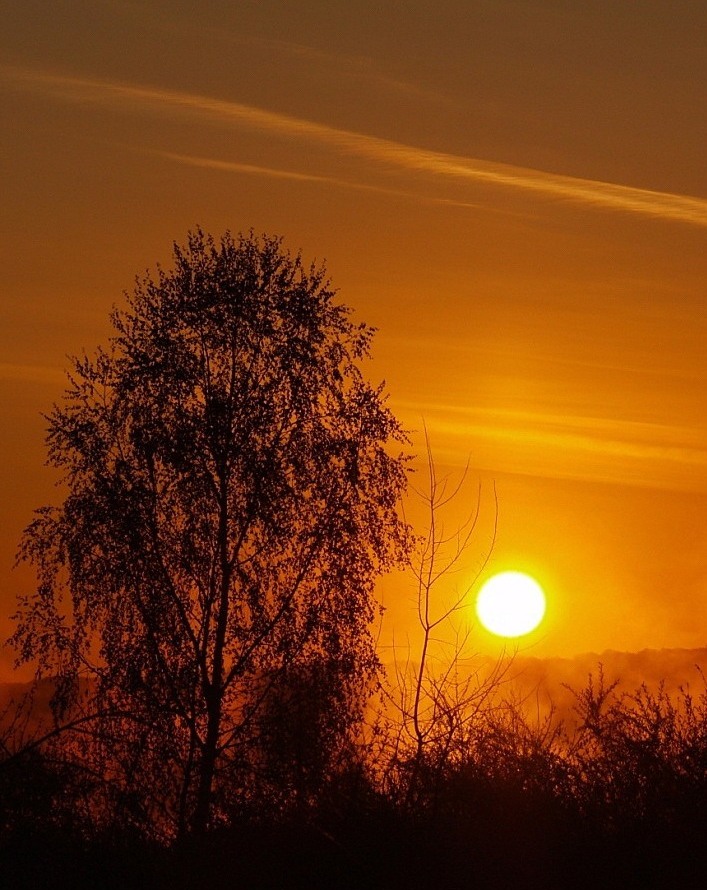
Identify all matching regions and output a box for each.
[4,64,707,227]
[101,4,447,106]
[235,36,450,106]
[0,362,65,385]
[156,152,345,184]
[153,150,429,203]
[396,400,707,488]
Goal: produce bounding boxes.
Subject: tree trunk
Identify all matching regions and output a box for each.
[191,480,231,835]
[191,685,222,835]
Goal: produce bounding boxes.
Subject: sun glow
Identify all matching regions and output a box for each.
[476,571,546,638]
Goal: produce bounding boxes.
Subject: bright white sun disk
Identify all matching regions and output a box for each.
[476,571,546,638]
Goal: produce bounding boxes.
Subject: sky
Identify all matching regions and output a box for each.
[1,0,707,679]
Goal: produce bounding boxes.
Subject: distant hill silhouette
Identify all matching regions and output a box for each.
[0,676,95,745]
[509,646,707,728]
[1,677,57,721]
[382,646,707,730]
[4,647,707,739]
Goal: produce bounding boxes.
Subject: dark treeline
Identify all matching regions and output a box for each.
[3,231,707,888]
[3,669,707,888]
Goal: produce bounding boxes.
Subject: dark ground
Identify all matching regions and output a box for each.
[3,808,707,890]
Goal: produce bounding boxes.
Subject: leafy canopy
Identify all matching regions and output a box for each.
[11,229,410,834]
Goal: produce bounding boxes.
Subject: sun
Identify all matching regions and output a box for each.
[475,571,546,638]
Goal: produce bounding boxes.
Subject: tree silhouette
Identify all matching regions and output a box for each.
[10,229,410,838]
[383,434,504,808]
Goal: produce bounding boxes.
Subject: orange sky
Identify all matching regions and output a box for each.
[2,1,707,679]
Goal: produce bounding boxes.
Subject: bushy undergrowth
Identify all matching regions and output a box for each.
[4,670,707,888]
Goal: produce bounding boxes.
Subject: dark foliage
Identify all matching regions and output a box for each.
[7,229,410,839]
[5,668,707,888]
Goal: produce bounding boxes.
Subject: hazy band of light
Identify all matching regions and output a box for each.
[399,401,707,469]
[5,65,707,227]
[157,152,339,184]
[153,150,430,202]
[0,362,65,384]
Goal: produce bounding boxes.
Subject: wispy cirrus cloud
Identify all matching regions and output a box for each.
[100,3,448,106]
[190,29,449,106]
[153,150,429,203]
[232,35,450,107]
[156,152,349,184]
[4,64,707,227]
[395,399,707,489]
[0,362,64,385]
